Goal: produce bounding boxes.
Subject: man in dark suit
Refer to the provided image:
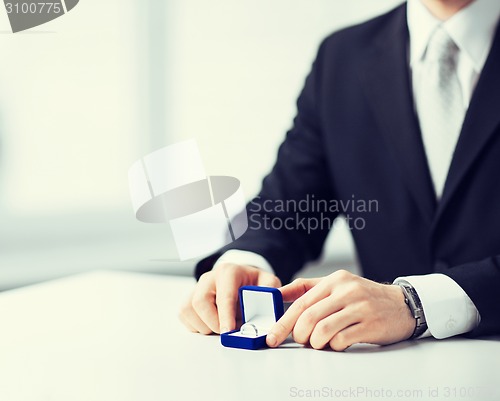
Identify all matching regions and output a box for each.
[179,0,500,350]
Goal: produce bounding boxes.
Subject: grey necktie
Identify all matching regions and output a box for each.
[417,27,464,199]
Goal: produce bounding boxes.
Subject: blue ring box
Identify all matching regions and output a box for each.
[220,286,284,350]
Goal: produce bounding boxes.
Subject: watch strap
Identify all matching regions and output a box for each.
[397,281,428,339]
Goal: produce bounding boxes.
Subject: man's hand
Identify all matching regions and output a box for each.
[179,263,281,335]
[266,270,415,351]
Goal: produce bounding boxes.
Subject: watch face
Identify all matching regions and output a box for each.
[400,285,422,318]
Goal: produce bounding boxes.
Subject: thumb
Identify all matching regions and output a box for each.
[279,277,322,302]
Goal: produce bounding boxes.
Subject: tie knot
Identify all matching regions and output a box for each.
[425,27,459,67]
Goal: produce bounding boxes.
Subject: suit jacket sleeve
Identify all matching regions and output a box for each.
[443,257,500,336]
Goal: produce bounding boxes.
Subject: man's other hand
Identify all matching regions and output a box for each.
[266,270,415,350]
[179,263,281,335]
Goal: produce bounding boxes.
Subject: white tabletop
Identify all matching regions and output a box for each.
[0,271,498,401]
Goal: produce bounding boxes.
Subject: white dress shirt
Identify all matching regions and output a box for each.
[215,0,500,339]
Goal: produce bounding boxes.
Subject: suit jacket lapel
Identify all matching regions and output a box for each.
[433,23,500,226]
[360,6,437,224]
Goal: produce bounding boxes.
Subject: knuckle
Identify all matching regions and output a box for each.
[309,337,326,350]
[218,263,232,271]
[358,299,372,313]
[199,327,213,335]
[292,328,308,345]
[215,262,241,274]
[332,269,352,281]
[336,331,347,344]
[178,302,191,317]
[293,297,308,313]
[330,332,350,352]
[177,311,197,333]
[213,263,232,276]
[315,320,331,337]
[215,261,232,270]
[191,294,210,312]
[301,309,316,325]
[270,275,282,287]
[340,281,364,301]
[198,271,213,283]
[348,281,363,294]
[292,277,306,288]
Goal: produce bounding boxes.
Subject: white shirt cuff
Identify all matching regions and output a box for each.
[214,250,275,274]
[394,273,481,339]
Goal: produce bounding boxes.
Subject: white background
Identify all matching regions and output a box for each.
[0,0,404,289]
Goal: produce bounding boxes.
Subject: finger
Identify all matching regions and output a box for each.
[329,323,363,352]
[215,271,241,334]
[178,306,197,332]
[257,272,281,287]
[181,319,197,333]
[267,279,330,347]
[179,304,213,335]
[308,309,358,350]
[279,277,322,303]
[191,275,220,333]
[292,295,343,345]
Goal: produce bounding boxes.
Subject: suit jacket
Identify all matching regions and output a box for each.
[196,4,500,337]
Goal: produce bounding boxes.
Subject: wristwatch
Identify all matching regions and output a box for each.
[397,281,428,339]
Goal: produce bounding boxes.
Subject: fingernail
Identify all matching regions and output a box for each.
[267,333,277,347]
[220,327,229,334]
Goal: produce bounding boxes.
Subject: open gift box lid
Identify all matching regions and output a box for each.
[221,286,284,350]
